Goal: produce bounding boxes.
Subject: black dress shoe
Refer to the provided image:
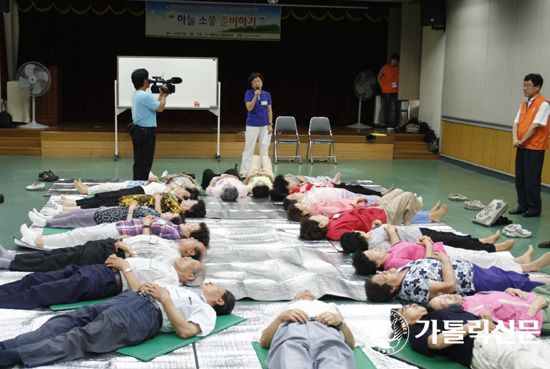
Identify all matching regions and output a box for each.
[509,208,526,215]
[538,241,550,248]
[522,211,540,218]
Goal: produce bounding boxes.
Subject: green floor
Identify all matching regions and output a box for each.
[1,156,549,273]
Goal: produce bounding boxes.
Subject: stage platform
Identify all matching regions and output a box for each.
[0,121,439,160]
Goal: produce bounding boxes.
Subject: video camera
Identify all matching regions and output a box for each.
[148,76,182,94]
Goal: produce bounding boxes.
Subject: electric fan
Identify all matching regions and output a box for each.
[17,62,51,129]
[347,70,377,129]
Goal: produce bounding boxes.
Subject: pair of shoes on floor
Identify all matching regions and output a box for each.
[26,182,45,191]
[28,211,47,227]
[449,193,468,201]
[503,224,531,238]
[38,170,59,182]
[464,200,486,210]
[493,216,513,225]
[508,207,526,215]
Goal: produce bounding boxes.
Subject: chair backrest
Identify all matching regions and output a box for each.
[275,116,297,133]
[309,117,331,133]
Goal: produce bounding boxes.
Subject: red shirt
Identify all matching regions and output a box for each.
[290,182,335,194]
[325,206,387,241]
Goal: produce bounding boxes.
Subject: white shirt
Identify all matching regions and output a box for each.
[123,235,182,264]
[157,285,217,336]
[121,258,180,292]
[142,182,168,195]
[514,94,550,126]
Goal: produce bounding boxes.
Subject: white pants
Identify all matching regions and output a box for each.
[241,125,269,176]
[42,223,121,249]
[444,247,522,274]
[248,155,274,177]
[88,182,129,195]
[471,329,550,369]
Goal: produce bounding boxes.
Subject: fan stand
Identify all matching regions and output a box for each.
[19,95,48,129]
[347,97,371,130]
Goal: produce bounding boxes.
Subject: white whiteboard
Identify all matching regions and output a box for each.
[117,56,218,109]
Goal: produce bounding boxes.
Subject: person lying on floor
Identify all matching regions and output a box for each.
[17,215,210,249]
[60,192,206,218]
[205,171,249,201]
[0,253,205,309]
[28,202,182,229]
[0,236,207,273]
[353,230,550,275]
[272,173,393,199]
[162,173,201,191]
[257,290,356,369]
[0,282,235,368]
[299,189,423,241]
[339,224,514,254]
[427,285,550,337]
[282,186,380,210]
[242,155,274,198]
[287,195,445,223]
[392,303,550,369]
[365,252,550,304]
[73,175,200,199]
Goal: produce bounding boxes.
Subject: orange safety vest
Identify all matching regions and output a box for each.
[518,94,550,151]
[380,64,399,94]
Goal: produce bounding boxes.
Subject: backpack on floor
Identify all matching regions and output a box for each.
[472,199,508,227]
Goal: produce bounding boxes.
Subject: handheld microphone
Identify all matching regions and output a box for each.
[256,87,261,101]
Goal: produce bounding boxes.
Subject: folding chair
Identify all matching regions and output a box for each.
[306,117,337,164]
[273,116,302,164]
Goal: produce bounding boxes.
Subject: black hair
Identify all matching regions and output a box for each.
[282,197,296,210]
[252,184,270,198]
[192,244,203,261]
[131,68,148,89]
[352,249,381,275]
[525,73,543,89]
[248,72,264,86]
[213,290,236,316]
[190,222,210,247]
[187,187,200,200]
[185,199,206,218]
[365,276,398,302]
[171,213,186,225]
[269,189,286,201]
[273,175,290,196]
[389,53,400,63]
[340,232,369,254]
[287,203,304,222]
[299,217,327,240]
[220,186,239,201]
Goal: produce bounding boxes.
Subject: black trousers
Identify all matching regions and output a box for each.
[133,126,156,180]
[201,168,239,188]
[420,228,496,253]
[75,187,144,209]
[383,93,400,128]
[335,183,382,197]
[515,148,545,214]
[10,238,124,272]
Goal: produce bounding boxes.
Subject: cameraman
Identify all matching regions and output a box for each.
[130,68,170,180]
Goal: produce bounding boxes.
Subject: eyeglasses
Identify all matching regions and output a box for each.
[523,84,536,89]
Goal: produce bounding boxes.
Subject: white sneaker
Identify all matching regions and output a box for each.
[28,211,46,227]
[464,200,486,210]
[161,170,169,178]
[42,207,61,216]
[20,224,37,246]
[32,209,52,220]
[504,225,531,238]
[26,182,45,191]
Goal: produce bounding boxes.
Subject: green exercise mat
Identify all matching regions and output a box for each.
[116,314,246,361]
[42,226,72,235]
[252,341,376,369]
[373,339,468,369]
[50,298,112,311]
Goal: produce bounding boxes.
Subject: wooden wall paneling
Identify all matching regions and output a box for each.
[542,159,550,184]
[469,126,485,166]
[508,147,516,174]
[481,128,497,169]
[494,130,512,173]
[458,124,473,162]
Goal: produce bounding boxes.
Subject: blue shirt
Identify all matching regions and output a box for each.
[245,89,272,127]
[131,90,160,127]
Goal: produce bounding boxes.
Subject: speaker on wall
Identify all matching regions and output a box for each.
[421,0,445,30]
[0,0,9,13]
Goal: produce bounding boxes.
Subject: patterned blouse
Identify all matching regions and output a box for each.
[94,206,161,224]
[167,175,191,188]
[118,193,182,214]
[368,225,423,252]
[397,258,475,304]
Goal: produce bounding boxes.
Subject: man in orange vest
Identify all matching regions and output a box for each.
[509,73,550,217]
[377,54,400,131]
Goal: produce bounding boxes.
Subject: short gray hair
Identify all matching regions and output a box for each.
[186,267,206,287]
[220,186,238,201]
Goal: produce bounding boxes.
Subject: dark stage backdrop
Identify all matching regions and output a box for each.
[17,2,392,129]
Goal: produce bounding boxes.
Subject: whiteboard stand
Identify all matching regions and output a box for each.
[113,80,221,161]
